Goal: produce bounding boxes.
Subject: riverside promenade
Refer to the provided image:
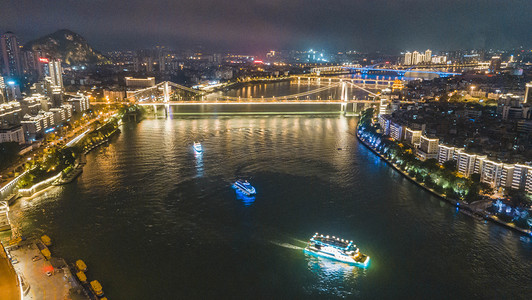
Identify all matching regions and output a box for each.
[356,128,532,237]
[0,243,20,300]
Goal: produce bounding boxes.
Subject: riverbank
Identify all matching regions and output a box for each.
[5,237,88,299]
[0,118,126,299]
[356,128,532,237]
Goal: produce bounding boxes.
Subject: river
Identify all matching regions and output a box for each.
[11,113,532,299]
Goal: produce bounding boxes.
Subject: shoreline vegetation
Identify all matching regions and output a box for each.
[356,108,532,236]
[7,105,143,200]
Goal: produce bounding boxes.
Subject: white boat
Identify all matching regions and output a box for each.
[193,142,203,153]
[304,233,370,267]
[232,180,256,195]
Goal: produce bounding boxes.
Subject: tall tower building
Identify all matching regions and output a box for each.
[424,49,432,63]
[525,82,532,104]
[404,52,412,65]
[417,54,425,64]
[47,59,63,89]
[0,32,23,77]
[411,51,420,65]
[0,76,5,103]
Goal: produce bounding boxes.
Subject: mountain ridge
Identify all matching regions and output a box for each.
[24,29,110,65]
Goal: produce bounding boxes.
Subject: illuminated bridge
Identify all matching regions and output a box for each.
[117,80,385,106]
[86,80,397,115]
[312,64,463,77]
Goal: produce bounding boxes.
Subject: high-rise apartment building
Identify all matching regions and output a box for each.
[47,59,63,89]
[404,52,412,65]
[0,32,23,77]
[424,49,432,63]
[525,82,532,104]
[411,51,420,65]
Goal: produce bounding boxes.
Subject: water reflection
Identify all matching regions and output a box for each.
[235,189,255,206]
[194,151,204,177]
[305,252,366,297]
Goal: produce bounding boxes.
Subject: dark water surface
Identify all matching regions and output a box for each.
[16,116,532,299]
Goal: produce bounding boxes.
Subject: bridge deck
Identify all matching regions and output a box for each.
[135,100,376,105]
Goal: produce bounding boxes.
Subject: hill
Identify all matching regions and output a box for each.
[24,29,110,65]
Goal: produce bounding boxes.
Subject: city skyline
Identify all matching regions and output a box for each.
[1,0,532,52]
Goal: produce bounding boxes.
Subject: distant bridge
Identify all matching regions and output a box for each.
[311,64,463,77]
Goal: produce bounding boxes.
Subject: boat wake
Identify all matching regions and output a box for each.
[269,240,304,250]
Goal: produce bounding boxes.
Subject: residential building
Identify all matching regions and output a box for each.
[481,159,504,187]
[456,151,479,177]
[125,77,155,88]
[47,59,63,89]
[0,32,23,77]
[424,49,432,63]
[0,101,21,125]
[417,135,439,160]
[525,82,532,104]
[404,52,412,65]
[103,89,126,102]
[404,128,422,146]
[61,104,73,119]
[438,145,457,164]
[389,122,404,141]
[0,125,25,144]
[67,94,90,113]
[378,114,392,135]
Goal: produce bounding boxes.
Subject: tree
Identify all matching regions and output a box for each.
[442,160,457,172]
[470,173,481,183]
[505,189,530,207]
[421,158,439,172]
[480,182,494,196]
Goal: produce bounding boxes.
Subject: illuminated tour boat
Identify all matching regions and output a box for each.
[193,142,203,153]
[232,179,256,195]
[304,233,370,267]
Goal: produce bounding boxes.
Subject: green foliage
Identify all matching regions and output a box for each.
[442,160,457,172]
[358,108,477,201]
[505,189,531,207]
[470,173,481,183]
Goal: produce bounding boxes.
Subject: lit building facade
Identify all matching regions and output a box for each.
[0,32,23,77]
[0,125,25,144]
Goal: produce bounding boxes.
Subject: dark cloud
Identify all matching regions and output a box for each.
[1,0,531,52]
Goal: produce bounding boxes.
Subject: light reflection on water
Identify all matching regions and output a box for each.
[12,115,532,299]
[235,190,255,206]
[305,253,367,298]
[194,151,204,177]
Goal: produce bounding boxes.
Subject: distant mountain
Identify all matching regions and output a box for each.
[24,29,110,65]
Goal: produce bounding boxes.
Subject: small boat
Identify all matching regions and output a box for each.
[193,142,203,153]
[76,259,87,272]
[304,233,370,267]
[76,271,87,283]
[232,179,256,195]
[90,280,104,297]
[41,235,52,246]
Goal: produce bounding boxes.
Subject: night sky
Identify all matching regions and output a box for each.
[2,0,532,52]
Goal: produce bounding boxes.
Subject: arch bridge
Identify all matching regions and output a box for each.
[119,80,384,106]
